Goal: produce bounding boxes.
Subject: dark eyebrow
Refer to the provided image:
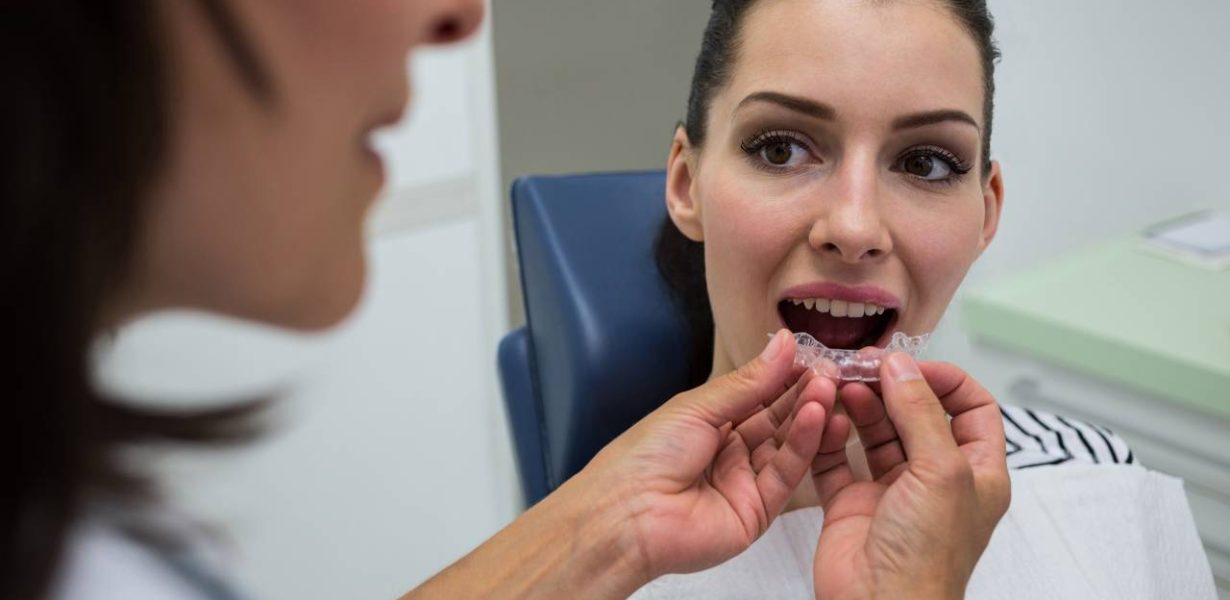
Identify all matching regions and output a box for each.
[736,91,836,121]
[892,109,980,132]
[737,91,980,133]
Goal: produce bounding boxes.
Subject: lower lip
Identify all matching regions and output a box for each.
[361,141,386,183]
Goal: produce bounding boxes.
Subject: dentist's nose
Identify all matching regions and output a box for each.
[808,159,892,264]
[423,0,485,46]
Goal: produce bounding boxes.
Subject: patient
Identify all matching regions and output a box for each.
[658,0,1135,506]
[642,0,1160,594]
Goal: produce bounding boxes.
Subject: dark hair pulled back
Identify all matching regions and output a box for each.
[3,2,268,597]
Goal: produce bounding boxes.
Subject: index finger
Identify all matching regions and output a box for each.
[918,361,1011,525]
[671,329,802,428]
[878,353,961,462]
[735,368,815,452]
[918,361,1007,475]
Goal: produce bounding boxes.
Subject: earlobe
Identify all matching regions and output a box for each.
[665,127,705,242]
[977,160,1004,253]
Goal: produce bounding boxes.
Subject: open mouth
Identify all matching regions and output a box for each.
[778,297,898,350]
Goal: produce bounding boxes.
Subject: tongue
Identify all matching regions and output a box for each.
[780,302,882,349]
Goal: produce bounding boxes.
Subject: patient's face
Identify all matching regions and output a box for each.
[667,0,1004,375]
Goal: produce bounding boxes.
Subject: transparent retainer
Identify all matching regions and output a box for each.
[780,331,931,382]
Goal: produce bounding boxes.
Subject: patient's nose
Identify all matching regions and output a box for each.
[807,162,892,264]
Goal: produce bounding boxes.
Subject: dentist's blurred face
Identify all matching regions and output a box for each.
[666,0,1004,376]
[127,0,484,329]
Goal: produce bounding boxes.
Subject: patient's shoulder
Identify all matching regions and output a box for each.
[999,404,1138,469]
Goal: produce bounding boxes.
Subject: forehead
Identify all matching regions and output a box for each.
[722,0,985,126]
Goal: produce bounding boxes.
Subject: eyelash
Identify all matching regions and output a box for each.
[739,130,815,173]
[893,145,974,186]
[738,131,974,185]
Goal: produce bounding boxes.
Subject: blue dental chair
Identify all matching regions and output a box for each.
[497,171,696,507]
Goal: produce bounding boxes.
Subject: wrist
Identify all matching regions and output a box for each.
[537,466,654,596]
[872,574,964,600]
[408,466,653,599]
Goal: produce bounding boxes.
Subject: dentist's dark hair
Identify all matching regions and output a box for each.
[2,1,269,597]
[657,0,1000,386]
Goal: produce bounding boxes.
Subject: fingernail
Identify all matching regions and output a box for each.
[761,329,786,362]
[887,353,922,382]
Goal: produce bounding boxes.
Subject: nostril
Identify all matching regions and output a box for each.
[819,242,883,261]
[433,18,461,42]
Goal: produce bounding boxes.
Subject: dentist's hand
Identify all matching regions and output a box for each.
[810,355,1010,600]
[410,329,843,599]
[580,328,843,579]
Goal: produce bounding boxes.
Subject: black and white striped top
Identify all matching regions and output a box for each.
[1000,404,1137,470]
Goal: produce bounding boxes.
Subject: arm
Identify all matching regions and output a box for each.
[403,469,647,599]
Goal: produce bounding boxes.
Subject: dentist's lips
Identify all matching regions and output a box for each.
[359,107,407,180]
[360,139,384,180]
[777,283,902,349]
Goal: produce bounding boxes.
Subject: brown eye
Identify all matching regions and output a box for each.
[904,154,935,177]
[740,131,813,170]
[897,150,956,181]
[763,141,794,166]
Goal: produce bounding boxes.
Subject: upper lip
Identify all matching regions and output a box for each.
[364,107,407,135]
[360,109,405,155]
[779,282,901,309]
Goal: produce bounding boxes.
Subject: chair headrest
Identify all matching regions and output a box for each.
[512,171,694,487]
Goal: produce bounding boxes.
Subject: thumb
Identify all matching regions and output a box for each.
[673,329,800,428]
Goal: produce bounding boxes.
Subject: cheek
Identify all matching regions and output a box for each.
[701,174,794,287]
[143,110,372,330]
[698,172,801,353]
[894,199,985,326]
[134,0,397,329]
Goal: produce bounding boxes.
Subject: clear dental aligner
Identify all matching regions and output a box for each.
[782,331,932,382]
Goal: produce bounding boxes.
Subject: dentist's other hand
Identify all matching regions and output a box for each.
[810,356,1010,600]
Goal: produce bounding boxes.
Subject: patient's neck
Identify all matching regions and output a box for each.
[708,329,737,381]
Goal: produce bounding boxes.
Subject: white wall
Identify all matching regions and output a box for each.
[973,0,1230,277]
[931,0,1230,364]
[94,14,519,600]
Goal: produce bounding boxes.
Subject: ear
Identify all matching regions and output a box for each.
[976,159,1004,254]
[665,126,705,242]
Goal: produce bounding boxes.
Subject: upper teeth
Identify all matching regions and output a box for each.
[788,298,888,318]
